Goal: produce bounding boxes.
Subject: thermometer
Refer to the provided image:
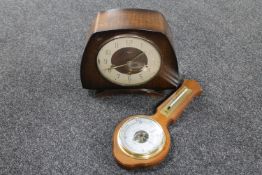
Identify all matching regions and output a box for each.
[112,80,202,169]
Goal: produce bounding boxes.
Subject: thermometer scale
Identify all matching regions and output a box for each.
[112,80,202,168]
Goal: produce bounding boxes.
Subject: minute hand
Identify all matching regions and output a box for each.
[109,63,128,69]
[130,52,144,62]
[108,52,145,70]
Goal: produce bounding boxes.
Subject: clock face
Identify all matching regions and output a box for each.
[97,35,161,86]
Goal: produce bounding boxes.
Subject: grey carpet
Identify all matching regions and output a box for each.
[1,0,262,174]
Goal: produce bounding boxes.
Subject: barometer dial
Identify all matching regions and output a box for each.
[117,116,166,159]
[97,36,161,86]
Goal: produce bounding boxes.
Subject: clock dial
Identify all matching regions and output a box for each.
[97,36,161,86]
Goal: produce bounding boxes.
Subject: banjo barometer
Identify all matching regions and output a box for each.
[81,9,181,93]
[113,80,202,168]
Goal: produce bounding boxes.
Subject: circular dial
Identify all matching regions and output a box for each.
[97,36,161,86]
[117,116,166,159]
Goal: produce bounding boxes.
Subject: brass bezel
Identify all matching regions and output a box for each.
[117,115,166,160]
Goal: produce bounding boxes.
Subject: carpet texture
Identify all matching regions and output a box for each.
[1,0,262,174]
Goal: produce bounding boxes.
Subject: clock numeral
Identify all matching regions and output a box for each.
[139,74,143,79]
[115,42,119,48]
[126,40,133,46]
[105,50,111,55]
[104,59,107,64]
[107,69,111,73]
[117,73,120,79]
[98,59,100,64]
[128,75,131,81]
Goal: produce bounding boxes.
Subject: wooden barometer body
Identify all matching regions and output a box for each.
[81,9,181,91]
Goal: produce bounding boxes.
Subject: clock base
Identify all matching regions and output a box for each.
[95,89,165,97]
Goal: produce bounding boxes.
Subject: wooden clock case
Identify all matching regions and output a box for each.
[81,8,182,92]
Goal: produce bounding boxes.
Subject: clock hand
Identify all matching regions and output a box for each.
[105,52,145,70]
[130,52,144,61]
[107,61,146,70]
[109,63,128,69]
